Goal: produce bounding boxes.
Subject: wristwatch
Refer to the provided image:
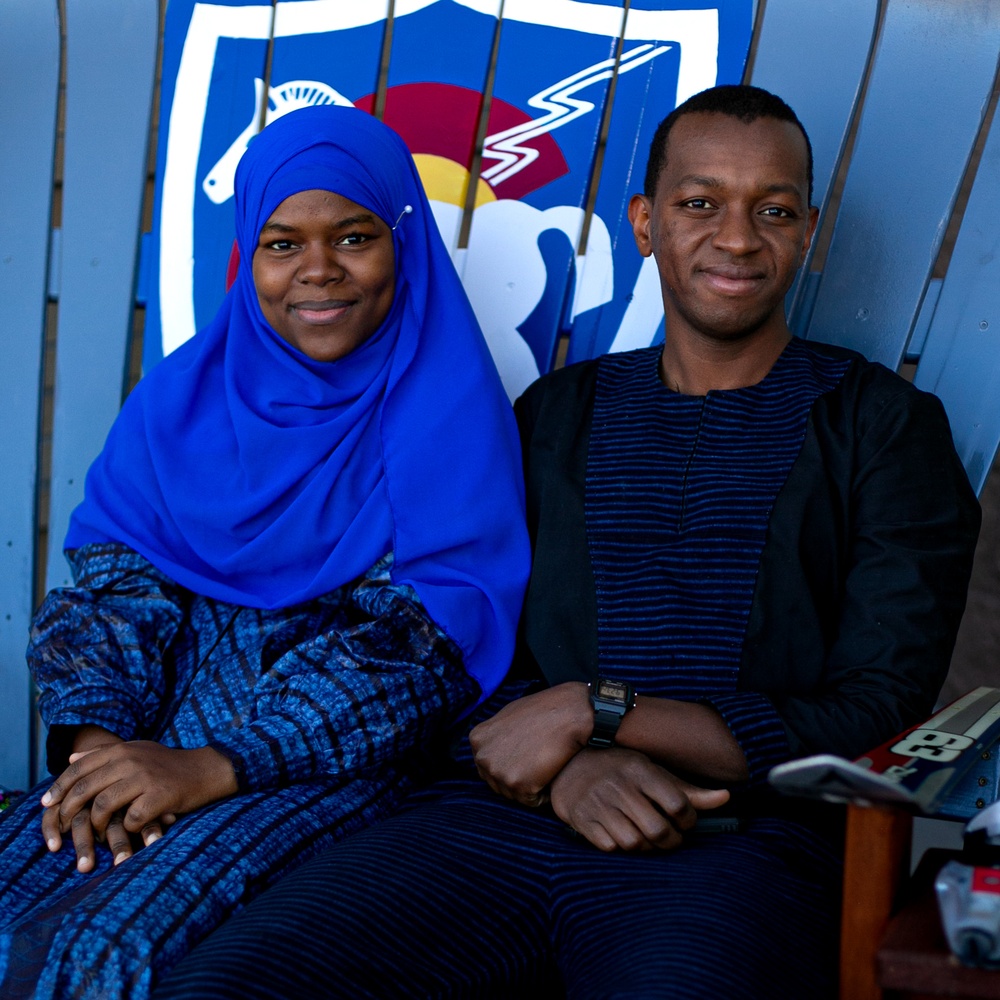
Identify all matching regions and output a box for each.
[588,677,636,748]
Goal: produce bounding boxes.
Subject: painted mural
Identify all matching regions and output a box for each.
[145,0,751,398]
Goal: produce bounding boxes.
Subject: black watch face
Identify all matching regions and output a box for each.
[595,678,629,706]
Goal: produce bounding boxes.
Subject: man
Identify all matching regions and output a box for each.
[156,85,980,999]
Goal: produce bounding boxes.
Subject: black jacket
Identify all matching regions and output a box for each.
[513,340,981,762]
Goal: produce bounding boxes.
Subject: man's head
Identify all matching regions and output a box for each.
[644,85,813,206]
[628,85,817,349]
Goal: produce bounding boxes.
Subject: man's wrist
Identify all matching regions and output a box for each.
[563,681,597,748]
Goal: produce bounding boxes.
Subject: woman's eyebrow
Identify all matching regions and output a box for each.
[260,213,379,236]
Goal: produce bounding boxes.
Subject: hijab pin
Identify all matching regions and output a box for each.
[392,205,413,230]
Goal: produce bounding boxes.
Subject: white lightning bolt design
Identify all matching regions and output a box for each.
[481,43,672,187]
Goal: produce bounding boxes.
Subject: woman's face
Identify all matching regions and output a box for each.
[252,189,396,362]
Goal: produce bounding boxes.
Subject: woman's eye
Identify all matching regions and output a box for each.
[337,232,371,246]
[265,239,296,251]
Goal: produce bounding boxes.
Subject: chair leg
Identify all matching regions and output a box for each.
[839,803,913,1000]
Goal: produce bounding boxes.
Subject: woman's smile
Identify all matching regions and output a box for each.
[252,188,395,362]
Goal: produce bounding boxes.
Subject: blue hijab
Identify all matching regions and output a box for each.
[66,105,530,698]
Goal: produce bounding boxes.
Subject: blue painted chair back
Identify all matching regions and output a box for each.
[3,0,1000,799]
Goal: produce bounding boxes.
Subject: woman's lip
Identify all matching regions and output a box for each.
[291,302,352,324]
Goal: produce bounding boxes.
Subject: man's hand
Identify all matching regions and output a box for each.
[549,747,730,852]
[40,742,238,871]
[470,682,593,806]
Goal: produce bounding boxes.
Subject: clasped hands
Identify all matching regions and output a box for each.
[40,727,237,872]
[469,682,729,852]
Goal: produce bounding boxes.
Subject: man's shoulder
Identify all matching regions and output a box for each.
[516,347,657,414]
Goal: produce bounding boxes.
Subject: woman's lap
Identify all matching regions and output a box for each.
[0,774,399,1000]
[155,780,842,1000]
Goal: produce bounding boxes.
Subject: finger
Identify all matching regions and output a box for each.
[141,821,164,847]
[41,748,110,809]
[40,805,63,852]
[685,786,731,812]
[71,808,97,873]
[621,796,687,849]
[106,812,133,866]
[582,814,660,853]
[161,813,177,826]
[68,749,96,763]
[89,779,140,839]
[475,763,512,801]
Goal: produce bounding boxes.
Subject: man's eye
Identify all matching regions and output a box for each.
[683,198,713,209]
[761,206,793,218]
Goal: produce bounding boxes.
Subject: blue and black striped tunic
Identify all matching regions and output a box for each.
[587,340,848,782]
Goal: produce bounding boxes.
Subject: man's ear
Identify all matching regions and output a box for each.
[628,194,654,257]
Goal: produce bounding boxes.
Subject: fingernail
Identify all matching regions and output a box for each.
[40,792,51,806]
[144,831,161,846]
[114,852,129,865]
[46,838,59,851]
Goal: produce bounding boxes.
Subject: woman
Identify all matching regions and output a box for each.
[0,104,529,999]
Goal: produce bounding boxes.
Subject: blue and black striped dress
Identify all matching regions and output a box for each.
[0,546,477,1000]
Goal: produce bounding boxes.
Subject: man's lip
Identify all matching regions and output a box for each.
[699,266,765,294]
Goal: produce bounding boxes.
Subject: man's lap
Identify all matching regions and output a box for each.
[154,778,842,999]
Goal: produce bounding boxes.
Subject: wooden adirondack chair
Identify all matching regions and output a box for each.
[3,2,1000,996]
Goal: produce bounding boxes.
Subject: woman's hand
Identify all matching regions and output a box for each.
[40,742,238,871]
[549,747,730,852]
[470,682,593,807]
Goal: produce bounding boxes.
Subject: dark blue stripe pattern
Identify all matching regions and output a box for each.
[586,341,849,780]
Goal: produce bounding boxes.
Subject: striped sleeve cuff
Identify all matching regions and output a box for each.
[700,692,792,785]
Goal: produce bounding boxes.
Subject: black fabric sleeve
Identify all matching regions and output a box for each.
[743,363,981,760]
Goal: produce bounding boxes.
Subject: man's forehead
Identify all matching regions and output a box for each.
[659,113,809,192]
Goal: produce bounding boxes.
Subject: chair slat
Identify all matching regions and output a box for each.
[0,0,59,789]
[144,0,272,368]
[44,0,159,594]
[914,104,1000,493]
[802,0,1000,370]
[566,0,753,364]
[748,0,880,327]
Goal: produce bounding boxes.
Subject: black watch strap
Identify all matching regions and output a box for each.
[588,677,635,748]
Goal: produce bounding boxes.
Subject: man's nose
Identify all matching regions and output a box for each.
[712,207,762,254]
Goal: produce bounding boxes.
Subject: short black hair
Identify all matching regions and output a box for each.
[643,84,813,205]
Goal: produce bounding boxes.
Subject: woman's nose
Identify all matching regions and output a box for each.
[298,243,344,282]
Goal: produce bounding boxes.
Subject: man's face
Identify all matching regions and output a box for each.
[628,112,817,344]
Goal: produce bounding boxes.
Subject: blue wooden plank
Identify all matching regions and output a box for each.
[0,0,59,789]
[378,0,498,254]
[460,0,623,392]
[567,0,752,363]
[801,0,1000,370]
[145,0,272,368]
[914,105,1000,494]
[748,0,879,328]
[44,0,158,594]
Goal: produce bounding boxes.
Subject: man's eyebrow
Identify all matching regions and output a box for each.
[672,174,803,198]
